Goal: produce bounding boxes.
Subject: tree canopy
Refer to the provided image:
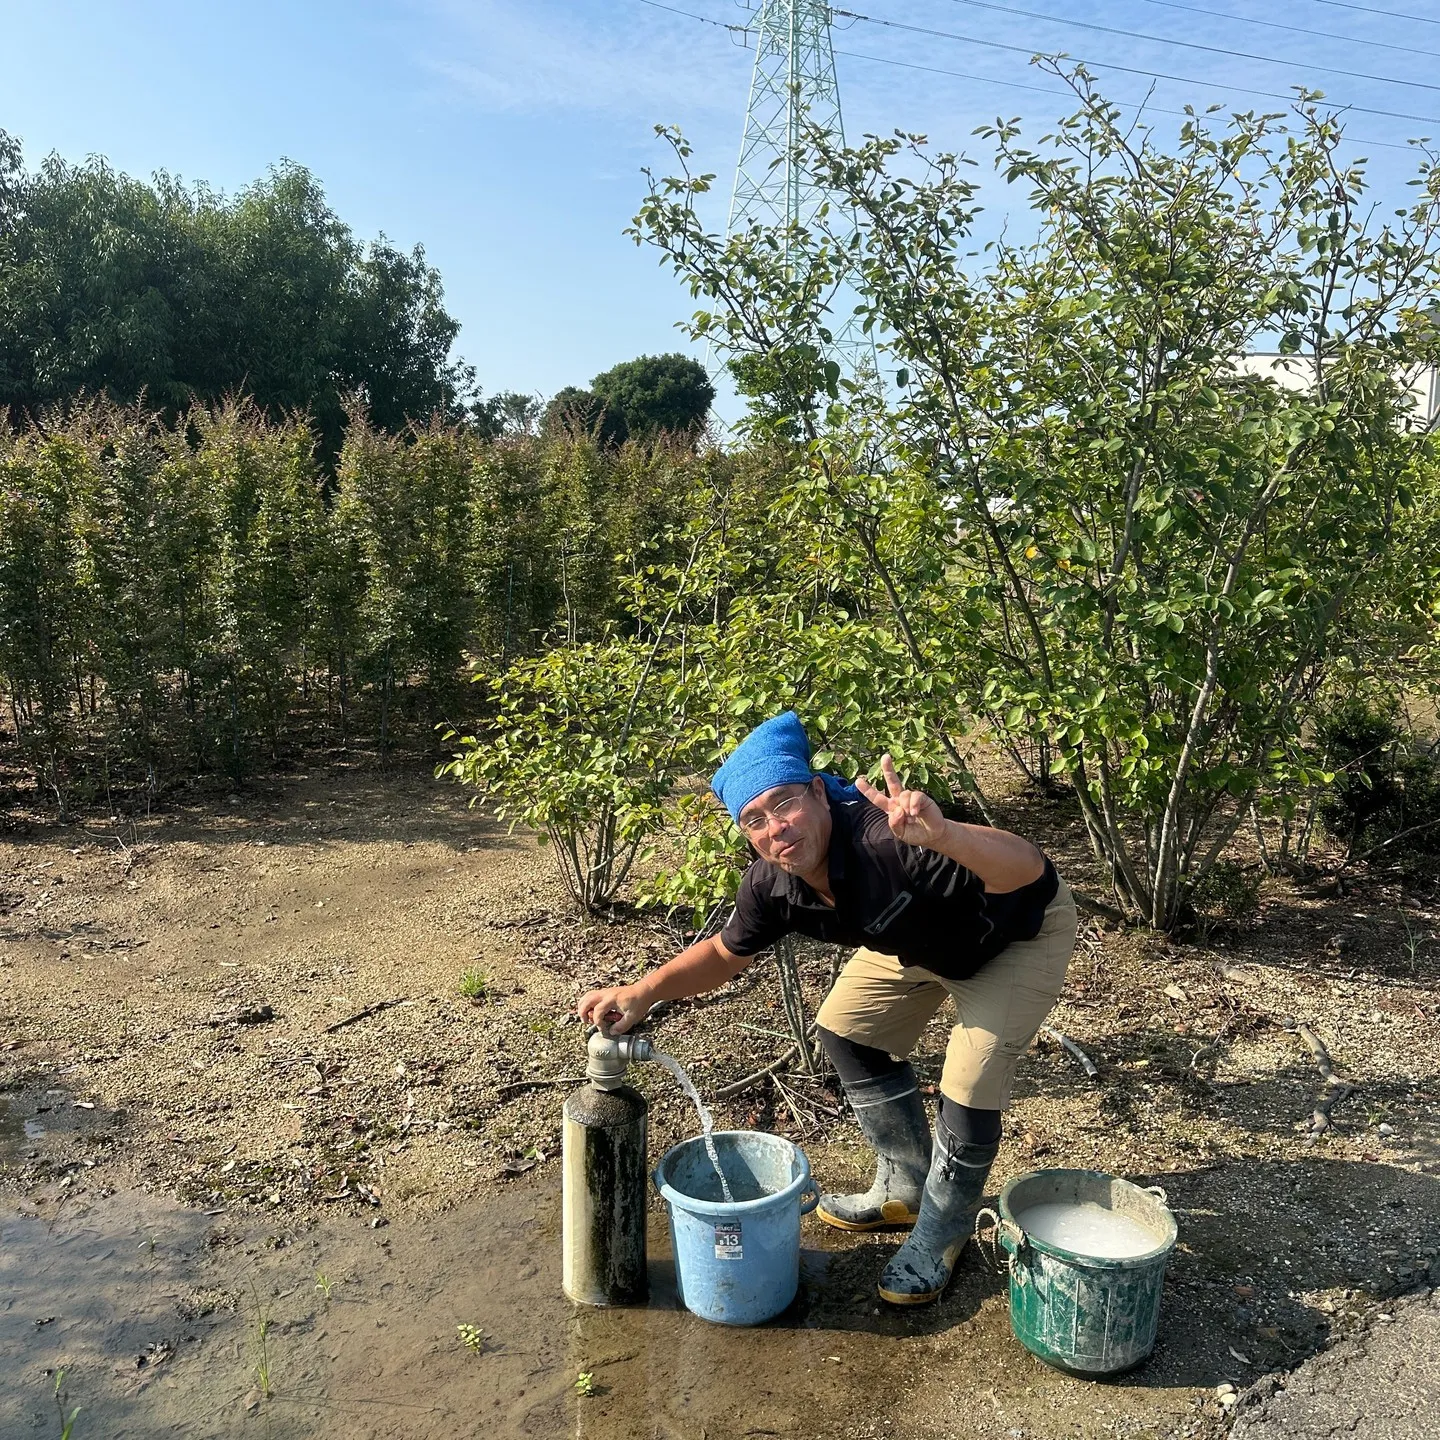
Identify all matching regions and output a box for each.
[599,77,1440,931]
[470,389,541,440]
[0,132,472,459]
[591,352,713,439]
[541,385,629,447]
[541,352,714,447]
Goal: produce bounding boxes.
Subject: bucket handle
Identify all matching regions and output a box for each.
[974,1206,1025,1277]
[1145,1185,1168,1205]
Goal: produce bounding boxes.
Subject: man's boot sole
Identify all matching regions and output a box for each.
[876,1281,944,1305]
[815,1201,919,1233]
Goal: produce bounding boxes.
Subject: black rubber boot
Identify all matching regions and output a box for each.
[876,1113,999,1304]
[816,1065,932,1232]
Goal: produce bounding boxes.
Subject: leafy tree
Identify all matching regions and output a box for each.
[441,639,693,912]
[541,386,628,447]
[1313,690,1440,862]
[146,416,225,769]
[189,404,324,774]
[334,412,477,747]
[173,165,355,438]
[0,149,191,414]
[544,435,623,643]
[440,472,731,913]
[469,436,561,662]
[0,134,472,463]
[470,389,540,441]
[630,76,1440,930]
[0,427,88,808]
[339,238,470,437]
[69,404,179,794]
[590,352,714,441]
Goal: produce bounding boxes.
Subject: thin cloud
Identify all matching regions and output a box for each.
[414,0,751,122]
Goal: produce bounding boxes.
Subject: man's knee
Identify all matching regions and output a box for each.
[938,1094,1001,1146]
[816,1025,906,1087]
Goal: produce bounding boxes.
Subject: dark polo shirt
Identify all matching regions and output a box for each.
[720,793,1059,983]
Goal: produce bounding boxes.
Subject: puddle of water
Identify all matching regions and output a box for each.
[1,1191,221,1434]
[0,1180,948,1440]
[0,1097,22,1159]
[13,1150,1321,1438]
[0,1096,48,1160]
[1,1087,110,1163]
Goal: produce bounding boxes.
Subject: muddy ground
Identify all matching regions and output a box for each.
[3,754,1439,1439]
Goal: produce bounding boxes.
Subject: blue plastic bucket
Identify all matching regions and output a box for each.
[653,1131,819,1326]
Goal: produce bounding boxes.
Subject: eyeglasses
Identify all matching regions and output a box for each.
[737,791,808,835]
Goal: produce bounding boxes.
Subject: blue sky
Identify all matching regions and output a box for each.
[4,0,1439,412]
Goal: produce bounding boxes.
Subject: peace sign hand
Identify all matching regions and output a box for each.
[854,754,948,850]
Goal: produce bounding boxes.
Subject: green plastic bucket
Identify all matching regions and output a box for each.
[978,1169,1178,1377]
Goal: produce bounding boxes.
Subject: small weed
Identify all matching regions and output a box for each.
[53,1369,81,1439]
[575,1370,596,1397]
[458,968,489,1002]
[527,1017,555,1037]
[1401,916,1426,974]
[313,1272,332,1302]
[456,1323,486,1354]
[248,1283,273,1400]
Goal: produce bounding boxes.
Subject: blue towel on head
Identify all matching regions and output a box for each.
[710,711,861,823]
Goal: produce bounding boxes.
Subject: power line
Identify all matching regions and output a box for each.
[935,0,1440,94]
[830,7,1440,124]
[629,0,1440,131]
[832,46,1420,151]
[1307,0,1440,26]
[1132,0,1440,60]
[633,0,741,29]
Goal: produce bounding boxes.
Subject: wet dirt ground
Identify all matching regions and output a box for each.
[4,757,1440,1437]
[5,1157,1439,1440]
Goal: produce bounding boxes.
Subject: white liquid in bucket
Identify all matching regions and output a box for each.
[652,1053,734,1203]
[1015,1202,1158,1259]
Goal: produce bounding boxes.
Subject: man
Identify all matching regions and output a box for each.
[577,711,1077,1305]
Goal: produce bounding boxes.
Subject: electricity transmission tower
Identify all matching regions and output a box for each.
[727,0,877,378]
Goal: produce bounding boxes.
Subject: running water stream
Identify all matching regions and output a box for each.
[651,1052,734,1204]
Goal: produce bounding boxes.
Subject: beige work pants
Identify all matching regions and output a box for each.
[815,878,1078,1108]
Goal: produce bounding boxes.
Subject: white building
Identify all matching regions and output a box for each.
[1232,352,1440,428]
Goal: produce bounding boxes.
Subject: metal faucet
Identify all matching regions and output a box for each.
[586,1027,655,1090]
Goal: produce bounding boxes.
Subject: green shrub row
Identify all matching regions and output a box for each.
[0,398,719,809]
